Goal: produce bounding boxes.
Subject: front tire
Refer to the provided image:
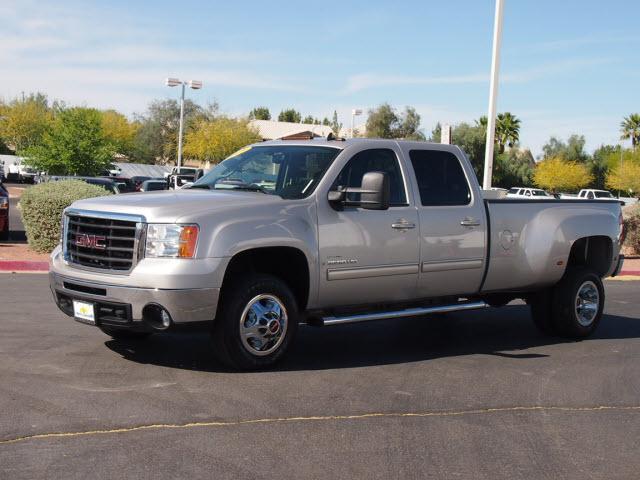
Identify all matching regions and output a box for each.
[212,274,298,370]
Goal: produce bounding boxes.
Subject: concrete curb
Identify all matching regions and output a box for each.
[0,261,49,272]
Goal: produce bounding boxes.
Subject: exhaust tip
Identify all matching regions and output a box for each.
[142,304,173,331]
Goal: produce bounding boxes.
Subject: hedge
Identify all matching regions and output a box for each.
[19,180,113,253]
[623,204,640,256]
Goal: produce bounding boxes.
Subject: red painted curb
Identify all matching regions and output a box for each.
[619,270,640,276]
[0,261,49,272]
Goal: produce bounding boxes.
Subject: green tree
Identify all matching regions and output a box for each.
[330,110,342,136]
[534,157,593,193]
[541,135,588,162]
[495,112,520,153]
[132,98,204,164]
[429,122,442,142]
[452,122,487,179]
[302,115,318,125]
[183,117,261,164]
[365,103,424,140]
[249,107,271,120]
[606,161,640,196]
[0,92,53,152]
[620,113,640,149]
[24,107,115,175]
[100,110,138,158]
[366,103,398,138]
[278,109,301,123]
[493,149,534,188]
[321,117,330,126]
[589,144,620,190]
[397,106,425,140]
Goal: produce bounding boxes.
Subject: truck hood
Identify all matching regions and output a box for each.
[69,189,285,222]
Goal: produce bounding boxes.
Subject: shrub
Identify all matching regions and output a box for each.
[19,180,113,252]
[623,204,640,255]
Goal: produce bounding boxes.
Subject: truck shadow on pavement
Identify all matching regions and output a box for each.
[104,305,640,372]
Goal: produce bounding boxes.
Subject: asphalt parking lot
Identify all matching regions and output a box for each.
[1,274,639,479]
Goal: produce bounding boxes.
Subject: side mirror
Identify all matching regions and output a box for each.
[328,171,390,210]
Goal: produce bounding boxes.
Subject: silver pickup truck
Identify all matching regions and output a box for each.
[50,139,625,369]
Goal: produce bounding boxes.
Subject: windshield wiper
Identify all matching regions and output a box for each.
[213,179,268,193]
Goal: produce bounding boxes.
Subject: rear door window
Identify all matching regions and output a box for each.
[409,150,471,206]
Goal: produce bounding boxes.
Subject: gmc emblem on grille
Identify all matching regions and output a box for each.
[75,234,107,250]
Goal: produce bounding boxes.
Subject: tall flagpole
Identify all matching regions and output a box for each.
[482,0,505,190]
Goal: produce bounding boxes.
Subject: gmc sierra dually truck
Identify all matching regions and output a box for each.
[50,139,625,370]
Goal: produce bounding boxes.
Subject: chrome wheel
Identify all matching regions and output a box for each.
[239,294,288,356]
[575,280,599,327]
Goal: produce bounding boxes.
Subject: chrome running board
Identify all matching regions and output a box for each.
[320,301,489,326]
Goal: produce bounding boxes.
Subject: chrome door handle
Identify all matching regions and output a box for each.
[392,220,416,230]
[460,218,480,227]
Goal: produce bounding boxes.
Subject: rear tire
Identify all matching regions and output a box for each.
[529,267,604,339]
[212,274,298,370]
[99,327,152,340]
[552,267,604,338]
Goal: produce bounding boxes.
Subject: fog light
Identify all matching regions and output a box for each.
[161,309,171,328]
[142,304,173,331]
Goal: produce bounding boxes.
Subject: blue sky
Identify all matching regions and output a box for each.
[2,0,639,156]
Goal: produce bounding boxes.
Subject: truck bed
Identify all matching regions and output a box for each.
[481,198,621,293]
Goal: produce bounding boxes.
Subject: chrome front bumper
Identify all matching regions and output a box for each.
[50,271,219,325]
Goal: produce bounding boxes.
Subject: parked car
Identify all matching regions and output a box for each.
[100,176,135,193]
[506,187,554,199]
[6,160,37,184]
[48,176,121,194]
[140,179,168,192]
[0,182,9,240]
[166,167,205,188]
[578,189,614,200]
[130,176,152,192]
[50,139,624,370]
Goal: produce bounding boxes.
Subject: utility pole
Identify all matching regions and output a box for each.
[482,0,505,190]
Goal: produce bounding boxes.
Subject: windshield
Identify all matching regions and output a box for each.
[176,168,197,175]
[193,145,340,199]
[532,190,549,196]
[595,191,613,198]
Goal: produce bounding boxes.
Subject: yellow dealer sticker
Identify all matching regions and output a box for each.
[227,146,252,159]
[73,300,95,324]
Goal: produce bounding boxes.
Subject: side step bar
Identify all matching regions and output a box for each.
[320,301,489,326]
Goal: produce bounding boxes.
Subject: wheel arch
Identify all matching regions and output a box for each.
[219,246,311,312]
[566,235,613,278]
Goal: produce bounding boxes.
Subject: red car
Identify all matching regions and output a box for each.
[0,182,8,241]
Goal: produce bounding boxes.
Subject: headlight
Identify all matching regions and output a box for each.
[145,224,199,258]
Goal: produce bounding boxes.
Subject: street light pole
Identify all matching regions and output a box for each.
[166,78,203,189]
[176,82,186,190]
[351,109,363,138]
[482,0,505,190]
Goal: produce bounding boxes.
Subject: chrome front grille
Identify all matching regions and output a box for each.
[63,210,144,273]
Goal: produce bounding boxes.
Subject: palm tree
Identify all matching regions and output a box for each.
[621,113,640,149]
[475,115,488,131]
[495,112,521,153]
